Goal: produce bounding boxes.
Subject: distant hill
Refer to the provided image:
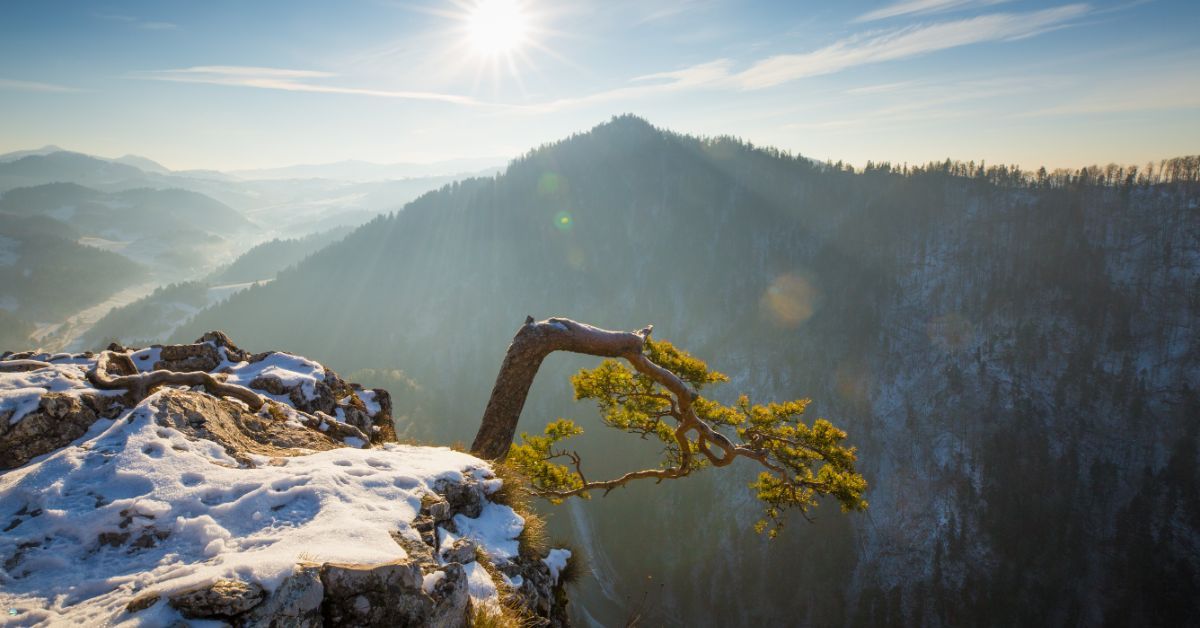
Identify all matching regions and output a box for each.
[0,182,253,239]
[113,154,170,174]
[0,145,67,162]
[229,156,505,182]
[175,116,1200,627]
[0,152,149,191]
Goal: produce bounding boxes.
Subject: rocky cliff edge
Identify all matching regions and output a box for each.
[0,332,569,626]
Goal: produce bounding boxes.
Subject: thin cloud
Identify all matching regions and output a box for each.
[162,66,336,79]
[136,66,486,107]
[737,4,1089,89]
[634,0,714,25]
[95,13,178,30]
[855,0,1012,23]
[0,78,82,93]
[526,4,1089,111]
[137,21,178,31]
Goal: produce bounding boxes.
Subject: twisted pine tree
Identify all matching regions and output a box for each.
[471,317,867,536]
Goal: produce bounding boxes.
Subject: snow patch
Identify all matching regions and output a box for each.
[422,570,446,594]
[0,359,114,424]
[543,548,572,584]
[358,389,382,415]
[463,561,499,602]
[222,352,326,400]
[129,346,163,373]
[450,503,524,563]
[0,392,501,625]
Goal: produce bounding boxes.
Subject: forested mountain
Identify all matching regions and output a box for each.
[173,116,1200,626]
[0,212,145,325]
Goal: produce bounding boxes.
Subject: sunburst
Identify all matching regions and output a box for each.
[418,0,568,94]
[466,0,530,56]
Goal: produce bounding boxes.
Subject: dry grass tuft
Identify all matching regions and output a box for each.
[487,462,549,559]
[467,599,535,628]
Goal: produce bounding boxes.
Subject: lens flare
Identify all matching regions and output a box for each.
[553,210,573,232]
[538,172,566,196]
[761,273,818,327]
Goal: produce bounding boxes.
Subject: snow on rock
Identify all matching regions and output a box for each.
[422,570,447,594]
[0,392,485,624]
[358,389,382,415]
[222,352,326,402]
[464,561,500,600]
[0,333,571,626]
[450,502,524,563]
[543,548,573,584]
[0,358,121,425]
[128,346,162,373]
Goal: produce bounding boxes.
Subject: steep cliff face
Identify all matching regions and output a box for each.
[0,335,570,627]
[171,118,1200,625]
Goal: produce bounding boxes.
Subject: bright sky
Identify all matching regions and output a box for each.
[1,0,1197,171]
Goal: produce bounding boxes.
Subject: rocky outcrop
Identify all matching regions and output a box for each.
[135,473,570,627]
[149,388,341,464]
[0,332,397,470]
[0,332,571,627]
[0,390,125,468]
[169,579,267,619]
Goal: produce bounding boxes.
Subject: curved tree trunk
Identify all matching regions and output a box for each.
[470,317,650,460]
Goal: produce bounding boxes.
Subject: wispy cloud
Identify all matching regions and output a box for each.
[135,66,485,106]
[620,0,716,25]
[784,76,1053,130]
[854,0,1012,23]
[737,4,1088,89]
[95,13,177,31]
[0,78,82,93]
[529,4,1089,110]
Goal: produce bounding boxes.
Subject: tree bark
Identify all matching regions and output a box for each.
[470,317,649,460]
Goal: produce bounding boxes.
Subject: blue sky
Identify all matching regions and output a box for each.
[1,0,1196,170]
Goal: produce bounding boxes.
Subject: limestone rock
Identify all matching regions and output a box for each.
[441,537,478,565]
[149,389,341,464]
[0,392,122,470]
[425,563,470,628]
[241,564,324,628]
[155,342,222,373]
[433,477,484,519]
[168,579,266,619]
[319,559,432,626]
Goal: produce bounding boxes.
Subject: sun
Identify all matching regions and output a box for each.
[466,0,530,56]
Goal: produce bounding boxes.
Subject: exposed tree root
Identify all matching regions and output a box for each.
[87,350,266,412]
